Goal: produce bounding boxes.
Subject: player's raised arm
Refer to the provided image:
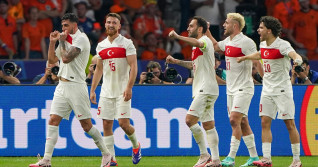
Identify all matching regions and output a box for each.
[205,24,222,52]
[169,30,204,48]
[237,52,262,63]
[166,55,193,70]
[48,31,60,64]
[288,51,303,65]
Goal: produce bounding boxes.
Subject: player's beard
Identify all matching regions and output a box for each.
[106,28,117,36]
[224,27,233,37]
[189,28,198,38]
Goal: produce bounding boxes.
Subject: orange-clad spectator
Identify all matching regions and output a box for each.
[311,0,318,10]
[133,1,165,46]
[26,0,59,38]
[22,6,47,59]
[113,0,144,20]
[265,0,277,15]
[287,0,318,59]
[273,0,300,34]
[141,32,168,60]
[0,0,17,59]
[52,0,67,17]
[8,0,24,22]
[179,31,192,60]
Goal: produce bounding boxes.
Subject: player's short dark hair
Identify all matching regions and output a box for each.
[61,13,79,24]
[193,16,208,34]
[106,13,121,21]
[260,16,282,37]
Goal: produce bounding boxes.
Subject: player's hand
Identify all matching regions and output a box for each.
[207,21,210,29]
[123,87,132,101]
[237,57,244,63]
[50,31,60,42]
[166,55,178,64]
[88,64,95,74]
[59,30,69,41]
[168,30,179,39]
[90,91,97,104]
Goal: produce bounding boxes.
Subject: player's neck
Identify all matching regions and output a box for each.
[265,35,276,46]
[229,31,240,40]
[196,33,203,39]
[108,33,119,43]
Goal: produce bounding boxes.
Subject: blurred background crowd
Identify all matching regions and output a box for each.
[0,0,317,84]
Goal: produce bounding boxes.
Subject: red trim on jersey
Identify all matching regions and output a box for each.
[192,47,203,61]
[66,35,72,44]
[300,85,314,156]
[260,48,284,59]
[98,47,126,60]
[225,46,245,57]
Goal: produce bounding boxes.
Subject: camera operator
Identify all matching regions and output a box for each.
[0,62,20,84]
[291,56,318,84]
[33,61,59,84]
[139,61,173,84]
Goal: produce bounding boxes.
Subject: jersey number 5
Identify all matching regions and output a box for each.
[109,61,116,71]
[226,61,230,70]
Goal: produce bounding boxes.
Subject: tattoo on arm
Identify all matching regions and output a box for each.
[177,60,193,69]
[60,46,81,62]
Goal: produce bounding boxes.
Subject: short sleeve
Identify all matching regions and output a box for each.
[72,35,85,51]
[279,41,295,56]
[218,40,226,52]
[55,45,61,59]
[126,39,137,56]
[243,39,257,55]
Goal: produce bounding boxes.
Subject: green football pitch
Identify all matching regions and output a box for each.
[1,156,318,167]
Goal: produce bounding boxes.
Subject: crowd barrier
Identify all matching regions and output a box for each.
[0,85,317,156]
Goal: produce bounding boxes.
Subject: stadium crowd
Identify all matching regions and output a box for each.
[0,0,317,84]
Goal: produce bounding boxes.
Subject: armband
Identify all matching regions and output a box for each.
[303,77,309,82]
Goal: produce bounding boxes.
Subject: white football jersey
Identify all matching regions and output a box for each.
[55,29,90,84]
[192,35,219,97]
[218,33,257,95]
[260,37,295,95]
[96,34,136,98]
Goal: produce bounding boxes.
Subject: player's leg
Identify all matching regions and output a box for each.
[116,96,141,164]
[187,94,211,167]
[284,119,301,167]
[201,95,221,167]
[102,119,118,166]
[72,83,111,167]
[253,95,276,167]
[241,117,259,167]
[30,83,71,167]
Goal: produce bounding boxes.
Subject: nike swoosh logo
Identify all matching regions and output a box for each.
[234,106,240,109]
[78,114,83,117]
[189,109,195,111]
[121,112,127,115]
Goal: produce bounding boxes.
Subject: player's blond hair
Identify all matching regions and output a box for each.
[227,13,245,31]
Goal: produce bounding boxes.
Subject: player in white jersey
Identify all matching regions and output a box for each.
[90,13,141,166]
[29,13,111,167]
[207,13,260,167]
[237,16,303,167]
[166,16,221,167]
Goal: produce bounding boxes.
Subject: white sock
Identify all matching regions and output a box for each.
[228,136,240,159]
[206,128,220,160]
[243,134,258,157]
[103,136,116,161]
[87,126,109,155]
[43,125,59,160]
[262,142,271,159]
[190,124,208,155]
[291,143,300,161]
[127,132,139,149]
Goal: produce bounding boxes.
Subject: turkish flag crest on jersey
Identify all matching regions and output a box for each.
[99,47,126,60]
[260,48,284,59]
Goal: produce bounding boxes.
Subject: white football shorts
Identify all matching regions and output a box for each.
[50,81,92,120]
[188,94,218,123]
[227,93,253,117]
[259,93,295,120]
[97,96,131,120]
